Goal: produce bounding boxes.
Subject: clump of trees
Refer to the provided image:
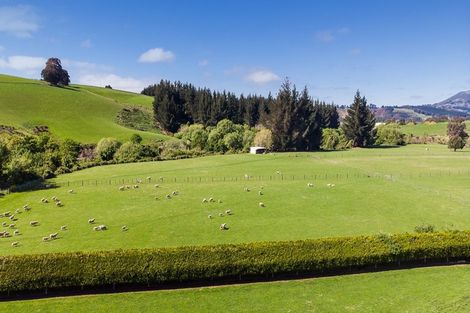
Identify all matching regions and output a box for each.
[341,91,376,147]
[41,58,70,86]
[447,118,468,151]
[150,79,340,151]
[320,128,351,150]
[375,123,406,146]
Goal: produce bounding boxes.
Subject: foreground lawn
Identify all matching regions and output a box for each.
[1,265,468,312]
[1,144,470,255]
[0,74,165,143]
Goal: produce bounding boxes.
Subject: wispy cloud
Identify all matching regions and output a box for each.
[80,39,92,48]
[198,59,209,67]
[0,55,45,71]
[315,27,350,43]
[138,48,175,63]
[77,73,149,93]
[245,70,280,84]
[0,5,39,38]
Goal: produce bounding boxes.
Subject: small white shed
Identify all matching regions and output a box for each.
[250,146,267,154]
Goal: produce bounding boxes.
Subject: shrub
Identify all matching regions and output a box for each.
[159,139,189,158]
[114,142,143,162]
[96,138,121,161]
[253,127,273,150]
[375,123,406,146]
[130,134,143,144]
[175,124,209,151]
[414,224,436,233]
[0,231,468,293]
[321,128,351,150]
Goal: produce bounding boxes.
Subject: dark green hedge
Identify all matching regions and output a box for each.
[0,231,469,292]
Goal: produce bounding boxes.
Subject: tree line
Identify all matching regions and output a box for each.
[144,79,341,151]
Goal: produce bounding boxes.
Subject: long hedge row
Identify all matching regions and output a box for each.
[0,231,469,293]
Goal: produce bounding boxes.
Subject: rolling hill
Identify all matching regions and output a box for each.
[0,74,167,143]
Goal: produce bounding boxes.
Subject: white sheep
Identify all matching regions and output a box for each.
[98,224,107,231]
[202,198,208,203]
[88,218,95,224]
[166,194,172,199]
[146,176,152,181]
[30,221,39,226]
[11,241,19,247]
[172,191,178,196]
[9,224,15,228]
[2,222,6,227]
[119,186,125,191]
[51,196,57,201]
[56,201,63,207]
[13,230,19,236]
[244,187,250,192]
[307,183,314,187]
[60,225,67,231]
[49,233,58,239]
[133,185,139,189]
[154,184,159,188]
[218,199,223,203]
[121,225,128,231]
[220,223,228,230]
[42,236,50,242]
[258,191,263,196]
[136,179,142,184]
[208,197,214,202]
[219,212,224,217]
[225,209,232,215]
[208,214,213,219]
[15,208,21,214]
[259,202,265,207]
[68,189,74,194]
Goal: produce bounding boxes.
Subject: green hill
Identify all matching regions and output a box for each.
[0,74,166,143]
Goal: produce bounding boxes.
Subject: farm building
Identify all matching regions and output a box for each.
[250,146,267,154]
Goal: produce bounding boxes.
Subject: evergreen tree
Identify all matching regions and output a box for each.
[41,58,70,86]
[447,118,468,151]
[342,91,376,147]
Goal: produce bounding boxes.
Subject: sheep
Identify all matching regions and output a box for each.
[136,179,142,184]
[11,241,19,247]
[260,186,264,190]
[220,223,228,230]
[208,197,214,202]
[259,202,265,207]
[208,214,213,219]
[172,190,178,196]
[4,212,10,217]
[121,225,128,231]
[327,183,336,188]
[93,226,100,231]
[9,215,16,221]
[154,184,160,188]
[60,225,67,231]
[49,233,58,240]
[9,224,15,229]
[68,189,74,194]
[88,218,95,224]
[202,198,208,203]
[42,236,50,242]
[1,222,6,227]
[30,221,39,226]
[146,176,152,181]
[166,194,172,199]
[56,201,63,207]
[13,229,20,236]
[97,225,107,231]
[219,213,224,217]
[225,209,232,215]
[218,199,223,203]
[133,185,139,189]
[0,213,3,218]
[276,171,281,175]
[244,174,249,179]
[125,185,131,189]
[159,176,164,181]
[3,232,10,238]
[51,196,57,201]
[258,191,263,196]
[244,187,250,192]
[119,186,125,191]
[23,204,30,210]
[41,198,48,203]
[307,183,314,187]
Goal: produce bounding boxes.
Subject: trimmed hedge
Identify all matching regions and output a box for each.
[0,231,469,293]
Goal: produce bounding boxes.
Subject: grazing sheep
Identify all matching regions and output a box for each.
[42,237,50,242]
[147,176,152,181]
[88,218,95,224]
[4,212,10,217]
[60,225,67,231]
[24,206,31,212]
[3,232,10,238]
[11,241,19,247]
[51,196,57,201]
[208,214,213,219]
[225,209,232,215]
[159,176,164,181]
[219,213,224,217]
[94,224,107,231]
[327,183,335,188]
[208,197,214,202]
[244,187,250,192]
[307,183,314,187]
[13,230,20,236]
[258,191,263,196]
[172,191,178,196]
[259,202,265,207]
[166,194,171,199]
[9,215,16,221]
[41,198,48,203]
[125,185,131,189]
[220,223,228,230]
[2,222,6,227]
[56,201,63,207]
[119,186,125,191]
[154,184,159,188]
[133,185,139,189]
[244,174,249,179]
[202,198,208,203]
[121,225,128,231]
[68,189,74,194]
[276,171,281,175]
[137,179,142,184]
[30,221,39,226]
[9,224,15,229]
[49,233,58,239]
[425,147,429,151]
[93,226,100,231]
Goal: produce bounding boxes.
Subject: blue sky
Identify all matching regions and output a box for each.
[0,0,469,105]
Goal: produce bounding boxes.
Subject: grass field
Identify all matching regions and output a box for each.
[400,121,470,136]
[1,144,469,255]
[0,74,165,143]
[0,265,468,312]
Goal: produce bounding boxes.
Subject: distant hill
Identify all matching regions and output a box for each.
[0,74,168,143]
[369,90,470,122]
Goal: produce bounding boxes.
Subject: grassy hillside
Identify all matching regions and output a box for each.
[400,121,470,136]
[1,265,468,312]
[1,144,469,255]
[0,74,165,143]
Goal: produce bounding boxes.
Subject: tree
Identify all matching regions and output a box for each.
[375,123,406,146]
[320,128,351,150]
[96,138,121,161]
[41,58,70,86]
[130,134,143,144]
[447,118,468,151]
[342,91,376,147]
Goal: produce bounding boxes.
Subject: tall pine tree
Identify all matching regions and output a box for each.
[342,91,376,147]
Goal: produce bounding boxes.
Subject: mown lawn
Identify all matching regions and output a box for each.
[1,144,469,255]
[1,265,468,312]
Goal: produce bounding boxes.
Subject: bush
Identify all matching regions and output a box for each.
[0,231,468,293]
[375,123,406,146]
[114,142,143,162]
[175,124,209,151]
[253,127,273,150]
[320,128,351,150]
[414,224,436,233]
[96,138,121,161]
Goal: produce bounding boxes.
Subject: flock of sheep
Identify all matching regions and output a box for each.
[1,172,336,248]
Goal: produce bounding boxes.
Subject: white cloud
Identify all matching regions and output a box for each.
[245,70,280,84]
[80,39,92,48]
[138,48,175,63]
[198,59,209,66]
[0,5,39,38]
[77,73,149,93]
[0,55,45,71]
